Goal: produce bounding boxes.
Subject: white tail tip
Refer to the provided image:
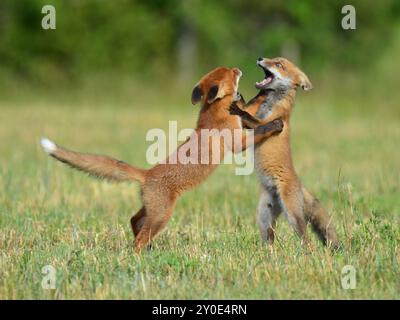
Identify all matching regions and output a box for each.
[40,137,57,154]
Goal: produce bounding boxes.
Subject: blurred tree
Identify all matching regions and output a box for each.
[0,0,398,85]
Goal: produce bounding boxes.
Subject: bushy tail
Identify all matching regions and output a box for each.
[302,187,339,249]
[40,138,146,183]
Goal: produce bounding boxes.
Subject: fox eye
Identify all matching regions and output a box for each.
[275,62,283,69]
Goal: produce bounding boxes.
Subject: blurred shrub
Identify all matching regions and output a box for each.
[0,0,399,86]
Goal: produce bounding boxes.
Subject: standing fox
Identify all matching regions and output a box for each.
[230,57,339,249]
[40,67,283,253]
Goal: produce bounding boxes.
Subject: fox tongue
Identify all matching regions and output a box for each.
[255,76,272,88]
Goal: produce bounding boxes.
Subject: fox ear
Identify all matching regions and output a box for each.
[207,85,219,104]
[191,85,203,105]
[298,72,313,91]
[207,81,230,104]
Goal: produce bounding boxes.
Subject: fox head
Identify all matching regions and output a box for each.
[191,67,242,106]
[255,57,312,92]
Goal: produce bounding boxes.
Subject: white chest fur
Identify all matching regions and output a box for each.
[256,101,273,120]
[255,160,277,192]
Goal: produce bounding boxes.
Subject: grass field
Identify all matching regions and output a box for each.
[0,89,399,299]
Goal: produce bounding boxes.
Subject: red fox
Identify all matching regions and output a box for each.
[230,57,339,249]
[41,67,283,253]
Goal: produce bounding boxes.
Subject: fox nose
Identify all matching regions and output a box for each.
[257,57,263,62]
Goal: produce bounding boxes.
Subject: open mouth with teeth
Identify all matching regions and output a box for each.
[255,65,274,90]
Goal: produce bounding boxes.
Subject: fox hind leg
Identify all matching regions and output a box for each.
[279,189,308,244]
[133,190,177,253]
[257,188,282,244]
[134,205,175,253]
[130,207,146,237]
[302,187,339,249]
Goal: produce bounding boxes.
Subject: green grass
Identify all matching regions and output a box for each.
[0,92,399,299]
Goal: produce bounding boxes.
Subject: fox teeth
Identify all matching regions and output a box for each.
[256,77,272,87]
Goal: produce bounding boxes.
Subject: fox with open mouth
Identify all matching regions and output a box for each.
[230,57,339,249]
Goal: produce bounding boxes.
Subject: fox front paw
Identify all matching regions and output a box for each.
[229,102,244,116]
[272,119,284,132]
[255,119,284,135]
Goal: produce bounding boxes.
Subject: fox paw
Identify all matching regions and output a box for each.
[229,102,244,116]
[272,119,284,132]
[255,119,284,135]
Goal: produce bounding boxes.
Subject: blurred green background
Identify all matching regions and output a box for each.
[0,0,399,108]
